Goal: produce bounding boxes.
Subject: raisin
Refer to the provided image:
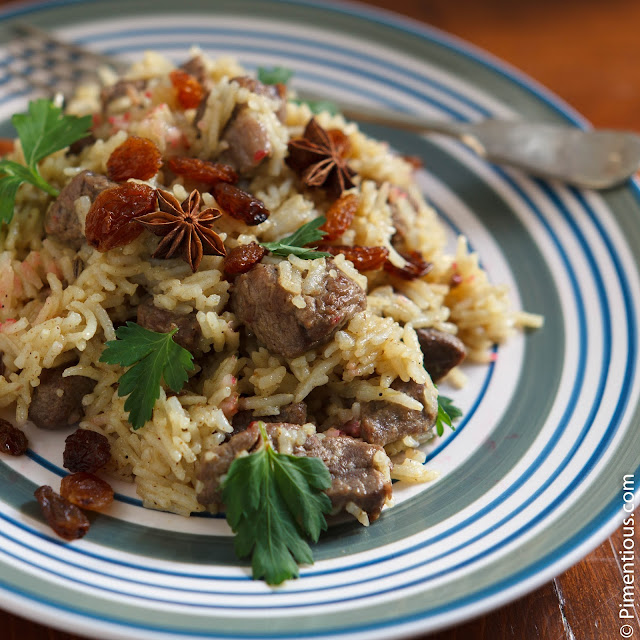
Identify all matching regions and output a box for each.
[85,182,157,252]
[63,429,111,473]
[106,136,163,182]
[384,250,432,280]
[223,242,266,275]
[212,183,270,226]
[60,472,114,511]
[168,156,237,185]
[317,244,389,271]
[320,193,358,242]
[34,485,90,541]
[0,418,28,456]
[0,138,15,156]
[170,69,204,110]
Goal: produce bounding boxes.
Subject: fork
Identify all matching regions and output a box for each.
[6,22,640,190]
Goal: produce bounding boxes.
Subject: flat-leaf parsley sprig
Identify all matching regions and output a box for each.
[99,322,195,430]
[221,422,332,585]
[0,99,92,225]
[260,216,332,260]
[435,394,463,437]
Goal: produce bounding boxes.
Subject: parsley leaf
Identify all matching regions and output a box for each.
[257,66,295,86]
[221,422,332,585]
[435,394,463,437]
[99,322,195,430]
[260,216,332,259]
[0,99,92,226]
[290,98,339,116]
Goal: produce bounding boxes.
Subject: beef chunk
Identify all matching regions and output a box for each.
[101,78,148,113]
[219,108,272,174]
[232,262,366,359]
[360,379,437,447]
[416,328,466,382]
[196,425,261,508]
[45,170,115,249]
[136,298,202,352]
[296,433,391,522]
[214,76,286,174]
[196,422,391,522]
[232,401,307,433]
[28,366,96,430]
[179,55,209,87]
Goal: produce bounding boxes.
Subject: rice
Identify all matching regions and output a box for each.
[0,50,542,517]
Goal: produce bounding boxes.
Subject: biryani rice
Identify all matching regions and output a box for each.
[0,50,541,518]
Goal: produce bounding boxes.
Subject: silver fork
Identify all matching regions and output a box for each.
[6,22,640,190]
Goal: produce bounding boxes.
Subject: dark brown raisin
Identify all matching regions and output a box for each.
[316,244,389,271]
[0,418,28,456]
[170,69,205,109]
[85,182,157,252]
[60,472,114,511]
[34,485,90,540]
[223,242,266,275]
[320,193,358,242]
[106,136,163,182]
[168,156,237,185]
[384,250,432,280]
[212,183,270,226]
[63,429,111,473]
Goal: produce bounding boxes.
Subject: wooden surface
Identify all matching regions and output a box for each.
[0,0,639,638]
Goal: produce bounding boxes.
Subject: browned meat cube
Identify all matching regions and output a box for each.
[232,262,366,359]
[232,401,308,433]
[196,425,261,508]
[179,55,209,87]
[136,298,202,352]
[28,365,96,430]
[415,328,466,382]
[360,379,437,447]
[45,170,115,249]
[296,433,392,523]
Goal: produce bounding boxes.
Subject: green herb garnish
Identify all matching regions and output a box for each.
[260,216,332,259]
[99,322,195,430]
[435,394,463,437]
[222,422,332,585]
[257,66,295,86]
[0,99,92,225]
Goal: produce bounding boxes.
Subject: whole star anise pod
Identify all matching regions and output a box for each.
[137,189,226,272]
[286,118,356,199]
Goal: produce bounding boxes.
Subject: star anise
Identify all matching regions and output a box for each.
[137,189,226,272]
[286,118,356,199]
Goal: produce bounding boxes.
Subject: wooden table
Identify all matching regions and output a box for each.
[0,0,639,638]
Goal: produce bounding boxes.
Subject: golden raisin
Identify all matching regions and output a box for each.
[320,193,358,242]
[60,472,114,511]
[213,183,270,226]
[384,250,432,280]
[107,136,163,182]
[170,69,204,109]
[168,156,237,185]
[317,244,389,271]
[85,182,157,252]
[0,418,28,456]
[63,429,111,473]
[223,242,266,275]
[34,485,90,541]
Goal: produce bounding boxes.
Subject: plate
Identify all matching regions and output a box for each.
[0,1,639,639]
